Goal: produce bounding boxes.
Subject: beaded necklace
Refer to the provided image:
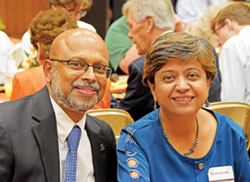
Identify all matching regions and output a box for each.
[159,113,199,157]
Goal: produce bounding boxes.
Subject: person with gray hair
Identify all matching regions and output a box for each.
[111,0,176,121]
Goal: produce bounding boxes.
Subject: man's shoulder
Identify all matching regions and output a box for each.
[224,26,250,48]
[86,114,114,132]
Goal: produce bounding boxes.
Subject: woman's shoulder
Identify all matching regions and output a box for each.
[211,110,245,138]
[122,110,159,135]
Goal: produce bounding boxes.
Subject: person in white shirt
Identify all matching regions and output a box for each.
[211,2,250,104]
[0,31,18,85]
[176,0,226,31]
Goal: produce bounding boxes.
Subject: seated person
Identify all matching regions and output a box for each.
[117,32,250,181]
[105,15,140,74]
[191,0,248,47]
[10,9,78,101]
[0,31,18,85]
[10,8,111,109]
[22,0,96,55]
[211,2,250,104]
[176,0,226,32]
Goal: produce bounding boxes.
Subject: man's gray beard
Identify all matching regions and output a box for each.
[51,67,99,113]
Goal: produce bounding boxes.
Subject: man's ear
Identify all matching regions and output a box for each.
[224,18,233,30]
[145,16,154,33]
[147,80,158,102]
[43,60,53,83]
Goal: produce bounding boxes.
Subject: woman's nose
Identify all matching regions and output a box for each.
[175,77,190,92]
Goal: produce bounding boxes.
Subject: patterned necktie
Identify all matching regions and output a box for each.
[65,126,81,182]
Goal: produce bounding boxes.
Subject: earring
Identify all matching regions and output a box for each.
[154,101,157,110]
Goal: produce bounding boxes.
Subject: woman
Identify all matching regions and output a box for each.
[117,32,250,181]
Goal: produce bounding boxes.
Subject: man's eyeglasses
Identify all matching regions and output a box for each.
[214,23,225,34]
[51,59,112,79]
[60,2,88,18]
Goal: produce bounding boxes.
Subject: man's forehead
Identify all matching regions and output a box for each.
[50,29,108,59]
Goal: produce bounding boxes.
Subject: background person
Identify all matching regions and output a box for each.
[191,0,248,47]
[111,0,176,121]
[105,15,140,74]
[10,8,111,109]
[117,32,250,181]
[22,0,96,55]
[0,31,18,86]
[0,28,117,182]
[10,8,77,101]
[211,2,250,104]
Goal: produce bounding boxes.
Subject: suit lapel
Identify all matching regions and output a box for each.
[86,115,108,182]
[31,87,60,182]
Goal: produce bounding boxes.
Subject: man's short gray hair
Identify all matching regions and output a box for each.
[122,0,176,30]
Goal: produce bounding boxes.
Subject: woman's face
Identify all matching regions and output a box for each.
[148,59,211,116]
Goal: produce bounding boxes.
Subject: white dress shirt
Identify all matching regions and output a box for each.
[0,31,18,84]
[176,0,226,21]
[50,97,95,182]
[219,26,250,104]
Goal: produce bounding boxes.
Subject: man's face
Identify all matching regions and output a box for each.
[214,22,235,47]
[54,2,86,20]
[48,30,109,114]
[126,9,152,55]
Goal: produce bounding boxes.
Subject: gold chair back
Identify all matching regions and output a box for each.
[206,101,250,150]
[87,108,134,137]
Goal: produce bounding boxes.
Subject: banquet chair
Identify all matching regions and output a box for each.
[205,101,250,150]
[86,108,134,142]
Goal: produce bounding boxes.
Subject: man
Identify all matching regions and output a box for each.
[0,29,117,182]
[192,0,248,47]
[11,8,111,109]
[211,2,250,104]
[111,0,176,121]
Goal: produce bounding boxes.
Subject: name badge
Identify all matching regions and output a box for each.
[208,166,234,182]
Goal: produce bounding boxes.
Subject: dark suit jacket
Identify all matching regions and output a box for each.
[111,55,155,121]
[0,87,117,182]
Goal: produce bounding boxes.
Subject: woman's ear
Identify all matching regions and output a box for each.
[147,80,158,102]
[206,77,212,90]
[43,60,53,84]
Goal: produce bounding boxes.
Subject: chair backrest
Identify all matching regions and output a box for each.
[86,108,134,137]
[205,101,250,150]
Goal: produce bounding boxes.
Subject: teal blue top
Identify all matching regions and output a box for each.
[117,109,250,182]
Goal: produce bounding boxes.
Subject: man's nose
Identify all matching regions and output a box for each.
[128,30,133,40]
[81,66,96,81]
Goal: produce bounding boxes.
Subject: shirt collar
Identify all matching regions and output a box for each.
[161,30,174,36]
[50,96,86,143]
